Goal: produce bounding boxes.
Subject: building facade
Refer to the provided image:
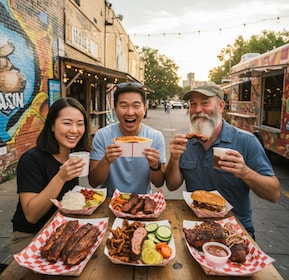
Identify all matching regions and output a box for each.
[0,0,144,182]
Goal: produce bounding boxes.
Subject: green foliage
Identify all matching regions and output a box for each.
[139,47,183,100]
[209,30,289,83]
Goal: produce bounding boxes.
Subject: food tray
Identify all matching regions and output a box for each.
[14,213,108,276]
[183,216,274,276]
[109,189,166,219]
[183,190,233,218]
[114,137,152,157]
[104,217,175,266]
[51,186,107,215]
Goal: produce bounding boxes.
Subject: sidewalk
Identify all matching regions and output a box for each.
[0,108,288,279]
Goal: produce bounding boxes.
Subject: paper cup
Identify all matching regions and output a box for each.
[69,151,90,177]
[213,147,231,170]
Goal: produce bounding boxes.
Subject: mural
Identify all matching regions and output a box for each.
[0,1,37,143]
[0,0,62,180]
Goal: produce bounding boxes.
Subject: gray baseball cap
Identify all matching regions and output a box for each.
[183,82,224,100]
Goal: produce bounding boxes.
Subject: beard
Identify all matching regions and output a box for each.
[189,106,222,139]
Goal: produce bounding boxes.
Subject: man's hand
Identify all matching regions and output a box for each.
[169,134,188,161]
[143,147,160,169]
[104,143,123,164]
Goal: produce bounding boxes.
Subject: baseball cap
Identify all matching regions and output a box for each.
[183,82,224,100]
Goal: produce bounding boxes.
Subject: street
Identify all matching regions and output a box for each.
[0,107,289,279]
[145,107,289,280]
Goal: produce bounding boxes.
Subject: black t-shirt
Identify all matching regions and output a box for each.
[12,147,79,234]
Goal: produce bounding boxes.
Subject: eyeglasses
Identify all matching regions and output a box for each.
[116,82,144,89]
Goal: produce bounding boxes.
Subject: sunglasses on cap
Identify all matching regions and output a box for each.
[116,82,144,89]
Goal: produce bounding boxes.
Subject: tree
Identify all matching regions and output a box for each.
[139,47,182,101]
[209,30,289,83]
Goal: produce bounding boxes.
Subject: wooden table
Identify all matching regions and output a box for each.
[0,200,283,280]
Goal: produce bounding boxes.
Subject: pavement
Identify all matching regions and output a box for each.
[0,107,289,279]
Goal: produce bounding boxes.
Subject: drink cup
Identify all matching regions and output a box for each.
[213,147,231,170]
[69,151,90,177]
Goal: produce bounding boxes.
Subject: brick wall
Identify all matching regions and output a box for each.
[0,0,64,182]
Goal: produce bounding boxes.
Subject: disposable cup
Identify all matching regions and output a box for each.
[69,151,90,177]
[213,147,231,170]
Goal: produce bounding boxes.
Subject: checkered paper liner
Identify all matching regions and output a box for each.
[13,213,108,276]
[104,217,176,266]
[183,190,233,218]
[51,186,107,215]
[183,216,275,276]
[109,189,166,219]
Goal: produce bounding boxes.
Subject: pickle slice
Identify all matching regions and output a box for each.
[120,193,131,200]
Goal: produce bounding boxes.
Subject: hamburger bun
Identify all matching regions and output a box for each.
[191,190,226,212]
[114,136,151,143]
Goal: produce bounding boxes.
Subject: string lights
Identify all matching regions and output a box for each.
[62,15,288,86]
[105,15,288,39]
[63,64,124,85]
[134,15,288,38]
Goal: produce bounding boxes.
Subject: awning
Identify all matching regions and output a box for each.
[59,57,154,92]
[230,63,287,76]
[249,65,285,72]
[221,80,250,90]
[60,57,140,84]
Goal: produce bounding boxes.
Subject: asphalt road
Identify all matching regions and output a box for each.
[0,107,288,279]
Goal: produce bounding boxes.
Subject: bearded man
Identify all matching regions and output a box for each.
[165,82,280,239]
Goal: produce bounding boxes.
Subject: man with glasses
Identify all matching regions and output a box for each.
[89,82,166,197]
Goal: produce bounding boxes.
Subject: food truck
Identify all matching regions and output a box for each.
[222,43,289,159]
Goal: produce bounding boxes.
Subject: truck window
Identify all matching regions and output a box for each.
[262,72,283,129]
[239,81,251,101]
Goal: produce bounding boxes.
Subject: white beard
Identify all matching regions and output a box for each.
[189,108,222,139]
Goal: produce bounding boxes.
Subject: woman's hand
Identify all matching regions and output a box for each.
[58,157,85,181]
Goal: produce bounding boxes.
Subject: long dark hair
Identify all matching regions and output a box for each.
[37,97,91,154]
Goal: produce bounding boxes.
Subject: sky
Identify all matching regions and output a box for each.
[109,0,289,82]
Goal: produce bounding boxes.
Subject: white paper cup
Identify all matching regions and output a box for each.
[69,151,90,177]
[213,147,231,170]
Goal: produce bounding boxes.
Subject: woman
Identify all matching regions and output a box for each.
[11,97,91,253]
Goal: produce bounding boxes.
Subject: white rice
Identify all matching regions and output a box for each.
[61,191,85,210]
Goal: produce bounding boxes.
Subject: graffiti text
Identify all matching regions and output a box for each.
[0,92,24,111]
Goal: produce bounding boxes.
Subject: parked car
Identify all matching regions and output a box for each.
[172,101,182,109]
[183,102,188,109]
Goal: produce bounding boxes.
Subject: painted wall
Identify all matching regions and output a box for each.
[0,0,145,182]
[0,0,64,182]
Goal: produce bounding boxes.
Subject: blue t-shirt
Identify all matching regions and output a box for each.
[90,123,166,197]
[180,121,274,233]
